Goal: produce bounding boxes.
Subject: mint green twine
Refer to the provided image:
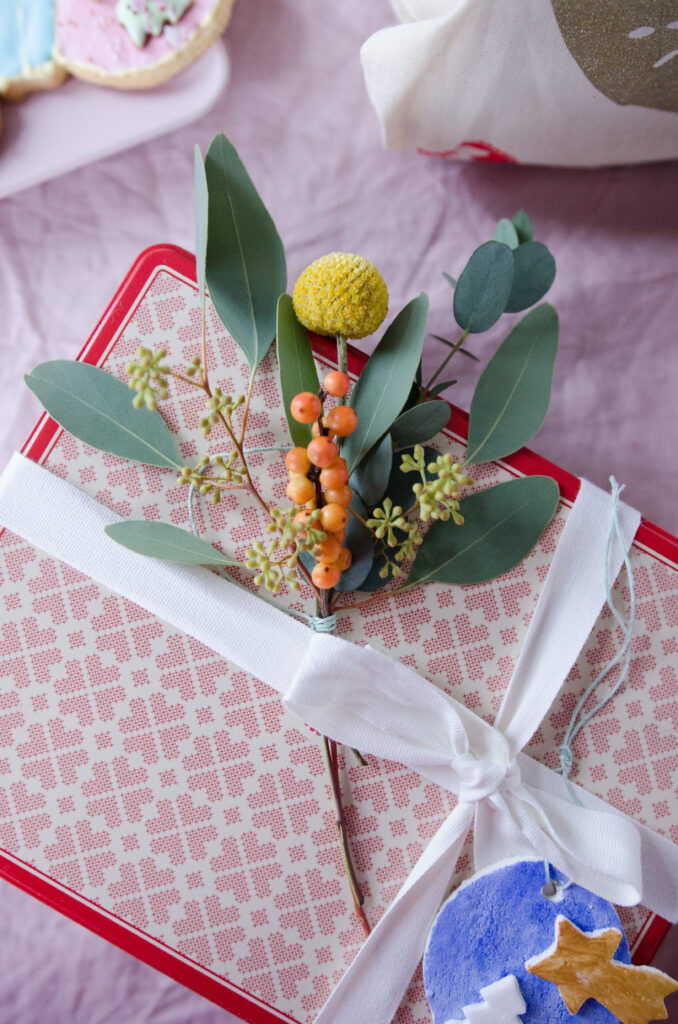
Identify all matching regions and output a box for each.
[557,478,636,804]
[187,451,336,634]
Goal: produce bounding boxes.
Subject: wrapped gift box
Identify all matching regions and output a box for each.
[1,245,677,1023]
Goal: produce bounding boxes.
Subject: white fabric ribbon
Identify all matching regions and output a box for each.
[2,454,678,1024]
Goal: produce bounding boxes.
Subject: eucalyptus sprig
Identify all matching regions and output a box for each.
[24,133,563,938]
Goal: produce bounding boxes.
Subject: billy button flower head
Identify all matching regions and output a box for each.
[292,253,389,340]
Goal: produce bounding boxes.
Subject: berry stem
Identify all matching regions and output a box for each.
[320,736,371,937]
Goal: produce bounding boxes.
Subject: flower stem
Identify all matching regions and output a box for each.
[425,326,470,391]
[336,334,348,405]
[321,735,371,937]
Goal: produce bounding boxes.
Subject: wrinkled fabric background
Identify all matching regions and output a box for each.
[0,2,676,1021]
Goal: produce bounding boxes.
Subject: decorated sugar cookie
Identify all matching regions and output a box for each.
[424,859,678,1024]
[54,0,236,90]
[0,1,67,100]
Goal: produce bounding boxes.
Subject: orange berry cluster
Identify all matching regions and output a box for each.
[286,371,358,590]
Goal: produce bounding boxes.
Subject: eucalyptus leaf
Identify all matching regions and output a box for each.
[459,348,479,362]
[429,380,457,397]
[24,361,182,470]
[205,134,287,372]
[512,209,533,244]
[105,521,239,565]
[407,475,558,587]
[443,272,457,289]
[194,144,208,307]
[465,304,558,466]
[453,241,515,333]
[351,433,392,507]
[504,242,556,313]
[334,495,374,592]
[342,293,429,476]
[390,401,450,449]
[277,294,319,447]
[493,218,520,249]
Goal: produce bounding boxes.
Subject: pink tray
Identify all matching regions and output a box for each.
[0,42,229,200]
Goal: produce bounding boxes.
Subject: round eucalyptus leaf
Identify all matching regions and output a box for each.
[512,209,533,244]
[504,241,556,313]
[453,241,515,333]
[493,218,520,249]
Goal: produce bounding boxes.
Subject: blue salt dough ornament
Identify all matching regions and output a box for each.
[423,858,630,1024]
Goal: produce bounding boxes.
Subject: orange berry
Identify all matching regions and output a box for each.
[293,508,320,540]
[312,562,341,589]
[333,546,352,571]
[320,503,348,532]
[285,446,311,475]
[304,498,318,510]
[319,461,349,489]
[333,527,346,543]
[290,392,322,424]
[323,371,350,398]
[286,475,316,504]
[323,484,352,506]
[307,436,339,468]
[326,405,358,437]
[313,535,342,562]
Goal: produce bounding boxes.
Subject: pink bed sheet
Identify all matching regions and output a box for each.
[0,1,676,1021]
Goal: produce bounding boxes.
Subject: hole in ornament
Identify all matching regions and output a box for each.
[541,880,565,901]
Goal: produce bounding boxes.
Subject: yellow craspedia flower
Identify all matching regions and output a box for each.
[292,252,389,340]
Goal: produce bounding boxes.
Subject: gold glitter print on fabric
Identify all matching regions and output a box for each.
[551,0,678,112]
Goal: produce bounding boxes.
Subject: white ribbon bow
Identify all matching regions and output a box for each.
[2,455,678,1024]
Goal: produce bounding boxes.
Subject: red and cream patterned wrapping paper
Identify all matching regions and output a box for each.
[1,245,677,1023]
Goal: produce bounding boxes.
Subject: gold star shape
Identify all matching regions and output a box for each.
[526,916,678,1024]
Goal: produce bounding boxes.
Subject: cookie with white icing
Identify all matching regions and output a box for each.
[54,0,236,90]
[0,1,68,101]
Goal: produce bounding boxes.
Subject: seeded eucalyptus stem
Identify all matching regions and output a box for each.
[426,326,470,390]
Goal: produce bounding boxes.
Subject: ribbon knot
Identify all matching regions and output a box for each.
[453,748,521,804]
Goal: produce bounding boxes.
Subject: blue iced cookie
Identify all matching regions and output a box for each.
[0,1,66,100]
[423,858,630,1023]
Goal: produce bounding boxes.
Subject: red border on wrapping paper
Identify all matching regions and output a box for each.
[2,243,675,1018]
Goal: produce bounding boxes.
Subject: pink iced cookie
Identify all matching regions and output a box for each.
[54,0,236,89]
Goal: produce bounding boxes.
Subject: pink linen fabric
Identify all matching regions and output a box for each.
[0,2,676,1022]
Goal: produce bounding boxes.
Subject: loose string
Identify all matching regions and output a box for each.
[557,478,636,801]
[187,452,336,634]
